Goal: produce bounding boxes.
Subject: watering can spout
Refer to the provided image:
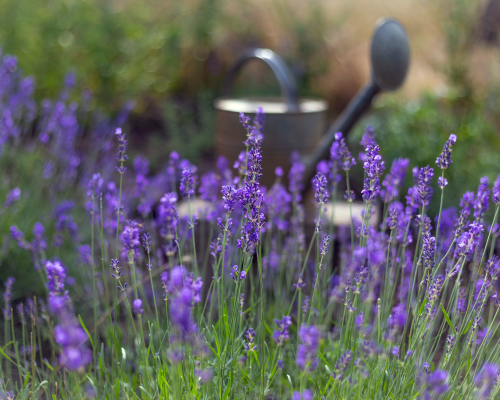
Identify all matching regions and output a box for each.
[301,18,410,196]
[214,18,410,191]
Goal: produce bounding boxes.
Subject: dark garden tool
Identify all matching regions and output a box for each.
[214,18,410,190]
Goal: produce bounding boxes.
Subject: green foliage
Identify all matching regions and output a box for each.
[0,146,89,301]
[351,91,500,215]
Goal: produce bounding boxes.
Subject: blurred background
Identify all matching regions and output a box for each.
[3,0,500,296]
[1,0,500,180]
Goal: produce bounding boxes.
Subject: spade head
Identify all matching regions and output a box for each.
[370,18,410,92]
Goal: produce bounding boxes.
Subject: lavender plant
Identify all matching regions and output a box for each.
[2,55,500,400]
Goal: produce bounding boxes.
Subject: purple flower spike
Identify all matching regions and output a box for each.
[296,325,320,372]
[133,299,144,315]
[180,168,196,199]
[332,350,352,380]
[493,175,500,205]
[120,221,141,260]
[312,173,328,206]
[361,141,385,202]
[273,316,292,346]
[381,158,409,203]
[3,187,21,208]
[115,128,128,174]
[438,177,448,189]
[474,177,490,220]
[244,328,256,351]
[422,370,449,399]
[292,390,313,400]
[436,134,457,169]
[3,277,15,320]
[475,363,499,399]
[416,166,434,206]
[335,132,356,171]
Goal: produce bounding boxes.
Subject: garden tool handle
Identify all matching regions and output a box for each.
[222,48,301,113]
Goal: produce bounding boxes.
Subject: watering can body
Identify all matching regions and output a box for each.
[214,19,409,191]
[215,96,327,188]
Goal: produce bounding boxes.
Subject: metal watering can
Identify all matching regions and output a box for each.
[214,18,410,192]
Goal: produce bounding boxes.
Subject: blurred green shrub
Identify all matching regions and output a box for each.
[351,90,500,216]
[0,0,334,113]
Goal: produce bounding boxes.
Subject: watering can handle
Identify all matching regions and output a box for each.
[222,48,301,113]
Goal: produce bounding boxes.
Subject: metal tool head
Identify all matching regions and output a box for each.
[370,19,410,91]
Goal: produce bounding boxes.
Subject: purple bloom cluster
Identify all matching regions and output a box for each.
[115,127,128,174]
[474,177,490,220]
[3,187,21,209]
[312,173,328,206]
[416,166,434,207]
[165,266,203,339]
[273,316,292,346]
[334,132,356,171]
[361,141,385,202]
[291,390,313,400]
[296,325,320,372]
[475,363,499,399]
[332,350,352,380]
[244,327,256,351]
[2,277,15,320]
[420,370,449,400]
[120,221,141,260]
[493,175,500,205]
[454,221,483,259]
[180,168,196,199]
[10,223,47,270]
[436,134,457,169]
[381,158,409,203]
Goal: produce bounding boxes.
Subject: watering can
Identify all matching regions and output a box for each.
[214,18,410,191]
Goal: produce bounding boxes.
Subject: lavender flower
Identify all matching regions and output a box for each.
[291,390,313,400]
[3,187,20,208]
[87,173,103,200]
[221,185,237,214]
[420,370,449,400]
[2,277,14,320]
[110,259,122,279]
[320,234,330,256]
[475,363,499,399]
[158,192,178,242]
[381,158,409,203]
[46,260,69,313]
[312,172,328,206]
[454,221,484,259]
[493,174,500,205]
[244,328,256,351]
[194,368,213,385]
[165,266,203,339]
[361,141,385,202]
[273,316,292,346]
[133,299,144,315]
[54,318,92,371]
[474,177,490,220]
[438,177,448,189]
[335,132,356,171]
[422,233,436,272]
[180,168,196,199]
[296,325,320,372]
[115,128,128,174]
[332,350,352,380]
[120,221,141,260]
[289,152,305,203]
[436,134,457,169]
[416,166,434,206]
[229,265,246,282]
